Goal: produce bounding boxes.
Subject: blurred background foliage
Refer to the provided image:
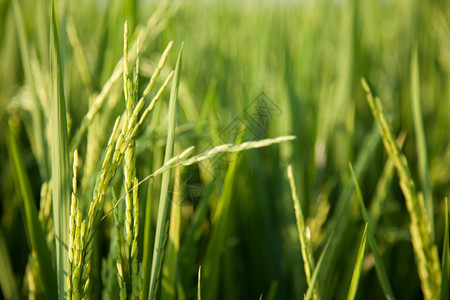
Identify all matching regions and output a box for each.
[0,0,449,299]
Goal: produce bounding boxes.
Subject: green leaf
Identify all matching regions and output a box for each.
[349,163,395,299]
[347,224,368,300]
[410,46,433,234]
[304,236,333,300]
[50,1,71,299]
[147,43,183,300]
[265,280,279,300]
[8,123,57,299]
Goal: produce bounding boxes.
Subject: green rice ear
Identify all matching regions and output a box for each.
[362,78,441,300]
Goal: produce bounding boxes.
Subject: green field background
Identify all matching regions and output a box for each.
[0,0,449,299]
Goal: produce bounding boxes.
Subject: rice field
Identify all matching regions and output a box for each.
[0,0,449,299]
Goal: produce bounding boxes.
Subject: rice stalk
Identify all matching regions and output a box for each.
[362,78,441,300]
[106,135,296,212]
[66,19,174,298]
[122,22,143,299]
[69,22,173,152]
[287,165,319,300]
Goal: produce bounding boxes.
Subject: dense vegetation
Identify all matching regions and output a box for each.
[0,0,449,299]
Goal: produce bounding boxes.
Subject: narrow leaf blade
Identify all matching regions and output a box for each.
[50,2,71,299]
[147,43,183,300]
[410,47,433,234]
[304,236,333,300]
[347,224,368,300]
[8,123,57,299]
[349,163,395,299]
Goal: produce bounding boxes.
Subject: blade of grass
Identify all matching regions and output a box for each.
[440,198,449,300]
[266,280,279,300]
[161,165,182,300]
[347,224,368,300]
[322,125,380,286]
[410,46,433,235]
[8,123,57,299]
[304,236,333,300]
[50,1,71,298]
[147,43,183,300]
[349,163,395,299]
[362,78,441,300]
[0,225,19,300]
